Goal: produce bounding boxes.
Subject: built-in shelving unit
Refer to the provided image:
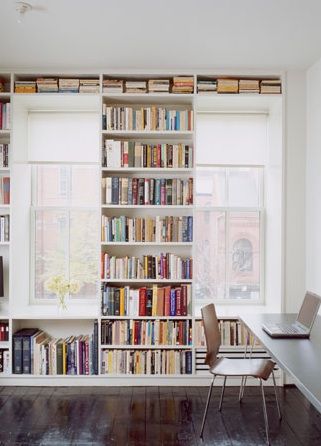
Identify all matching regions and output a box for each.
[0,71,283,385]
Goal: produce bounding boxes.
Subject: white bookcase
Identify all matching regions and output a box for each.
[0,71,283,385]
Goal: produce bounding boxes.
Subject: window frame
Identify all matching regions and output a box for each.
[194,164,265,305]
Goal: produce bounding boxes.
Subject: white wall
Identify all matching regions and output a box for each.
[284,71,307,312]
[306,60,321,295]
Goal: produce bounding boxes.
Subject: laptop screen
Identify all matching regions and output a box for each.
[297,292,321,329]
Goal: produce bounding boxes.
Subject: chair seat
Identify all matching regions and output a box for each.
[210,357,275,381]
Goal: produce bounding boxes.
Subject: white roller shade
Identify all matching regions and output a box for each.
[28,111,99,163]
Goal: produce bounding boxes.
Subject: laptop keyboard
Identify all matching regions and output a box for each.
[274,324,300,334]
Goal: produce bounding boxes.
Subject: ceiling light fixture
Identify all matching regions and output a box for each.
[16,1,32,23]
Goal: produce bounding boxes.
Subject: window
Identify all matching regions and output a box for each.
[195,112,266,303]
[32,165,99,301]
[28,111,100,303]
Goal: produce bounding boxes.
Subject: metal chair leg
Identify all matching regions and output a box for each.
[219,376,227,411]
[272,370,282,420]
[200,374,215,438]
[260,379,270,445]
[239,376,244,402]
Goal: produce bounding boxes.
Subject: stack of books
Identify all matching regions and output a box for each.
[58,78,80,93]
[195,319,249,348]
[79,79,100,93]
[36,78,58,93]
[103,79,124,93]
[125,80,147,93]
[239,79,260,94]
[0,103,10,129]
[217,78,239,94]
[0,215,10,242]
[12,323,98,375]
[0,176,10,204]
[0,144,9,167]
[101,349,193,374]
[260,79,282,94]
[101,252,193,280]
[14,81,37,93]
[0,321,9,341]
[148,79,170,93]
[197,80,217,94]
[172,76,194,94]
[0,79,4,92]
[101,284,192,317]
[101,319,192,346]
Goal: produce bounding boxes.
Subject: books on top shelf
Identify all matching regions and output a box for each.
[239,79,260,94]
[103,140,193,169]
[0,349,10,374]
[148,79,170,93]
[58,78,80,93]
[102,177,193,206]
[103,79,124,93]
[197,80,217,94]
[125,80,147,93]
[0,79,5,93]
[172,77,194,94]
[79,79,100,93]
[0,177,10,205]
[101,215,193,243]
[12,323,98,375]
[102,105,194,131]
[0,321,9,341]
[101,319,192,346]
[101,349,192,374]
[0,215,9,242]
[14,81,37,93]
[101,253,193,280]
[101,284,192,317]
[36,78,59,93]
[217,78,239,94]
[0,144,9,168]
[0,103,10,130]
[260,79,282,94]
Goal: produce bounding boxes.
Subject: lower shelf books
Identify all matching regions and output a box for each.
[101,253,193,280]
[0,177,10,205]
[0,349,9,374]
[101,284,192,316]
[101,319,192,346]
[0,321,9,341]
[12,322,98,375]
[0,144,9,168]
[195,319,251,348]
[101,349,193,375]
[0,215,9,241]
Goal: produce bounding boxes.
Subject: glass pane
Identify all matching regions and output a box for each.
[34,165,99,207]
[228,168,261,207]
[35,210,68,300]
[227,212,260,300]
[194,210,226,300]
[69,210,99,299]
[195,167,226,207]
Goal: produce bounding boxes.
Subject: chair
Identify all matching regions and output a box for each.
[200,303,282,445]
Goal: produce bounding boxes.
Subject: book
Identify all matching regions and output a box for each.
[260,79,282,94]
[13,328,39,374]
[217,79,239,94]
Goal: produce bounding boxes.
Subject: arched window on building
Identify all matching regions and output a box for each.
[232,238,253,272]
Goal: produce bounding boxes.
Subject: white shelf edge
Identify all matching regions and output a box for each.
[101,315,192,320]
[101,279,193,283]
[100,345,192,350]
[101,205,193,209]
[101,242,192,246]
[101,168,193,172]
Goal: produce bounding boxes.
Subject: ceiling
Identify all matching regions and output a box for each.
[1,0,321,72]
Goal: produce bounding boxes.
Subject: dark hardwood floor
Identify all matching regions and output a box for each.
[0,385,320,445]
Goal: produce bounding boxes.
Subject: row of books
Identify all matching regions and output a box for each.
[0,103,10,130]
[12,324,98,375]
[14,78,100,94]
[101,215,193,243]
[0,321,9,341]
[101,349,193,374]
[0,349,9,374]
[102,77,194,94]
[197,78,282,94]
[0,144,9,168]
[101,253,193,280]
[101,319,192,346]
[0,215,10,242]
[194,319,249,347]
[102,177,193,206]
[0,79,7,93]
[103,140,193,169]
[0,177,10,205]
[101,284,192,317]
[102,105,194,131]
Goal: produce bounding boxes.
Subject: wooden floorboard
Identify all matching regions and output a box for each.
[0,385,319,445]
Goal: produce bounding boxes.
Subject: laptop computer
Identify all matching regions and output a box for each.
[262,291,321,338]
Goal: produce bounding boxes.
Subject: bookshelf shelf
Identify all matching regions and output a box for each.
[100,344,192,349]
[101,242,193,246]
[102,130,193,138]
[101,279,193,283]
[101,168,193,173]
[0,341,9,348]
[101,205,193,209]
[101,315,192,320]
